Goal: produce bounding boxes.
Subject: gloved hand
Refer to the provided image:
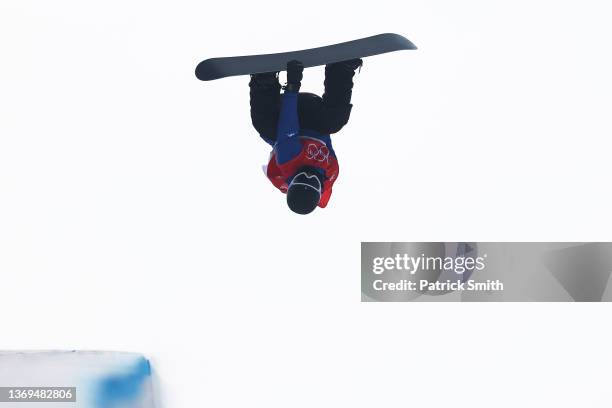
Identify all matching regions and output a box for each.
[285,60,304,92]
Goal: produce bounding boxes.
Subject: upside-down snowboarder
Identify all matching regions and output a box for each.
[249,59,362,214]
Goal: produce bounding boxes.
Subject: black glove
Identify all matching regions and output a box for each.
[285,60,304,92]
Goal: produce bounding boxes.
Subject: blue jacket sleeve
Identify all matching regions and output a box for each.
[275,91,303,164]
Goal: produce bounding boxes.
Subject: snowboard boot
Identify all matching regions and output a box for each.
[249,72,280,90]
[340,58,363,72]
[326,58,363,73]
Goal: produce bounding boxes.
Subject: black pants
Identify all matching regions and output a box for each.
[249,62,356,141]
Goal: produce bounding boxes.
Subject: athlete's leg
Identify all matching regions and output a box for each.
[318,59,362,134]
[249,72,281,142]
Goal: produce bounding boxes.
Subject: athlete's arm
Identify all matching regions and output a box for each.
[275,89,302,164]
[274,61,305,164]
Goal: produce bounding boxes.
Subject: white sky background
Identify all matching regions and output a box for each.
[1,0,612,407]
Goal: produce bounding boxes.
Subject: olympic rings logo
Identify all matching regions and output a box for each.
[306,143,330,163]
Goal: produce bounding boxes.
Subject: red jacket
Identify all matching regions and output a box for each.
[266,137,339,208]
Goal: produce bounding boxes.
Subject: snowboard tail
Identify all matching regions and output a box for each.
[195,33,417,81]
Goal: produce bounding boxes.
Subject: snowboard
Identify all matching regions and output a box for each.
[195,33,417,81]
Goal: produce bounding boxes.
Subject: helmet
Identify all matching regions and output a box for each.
[286,167,323,215]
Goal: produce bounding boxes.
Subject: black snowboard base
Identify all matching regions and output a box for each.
[195,33,417,81]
